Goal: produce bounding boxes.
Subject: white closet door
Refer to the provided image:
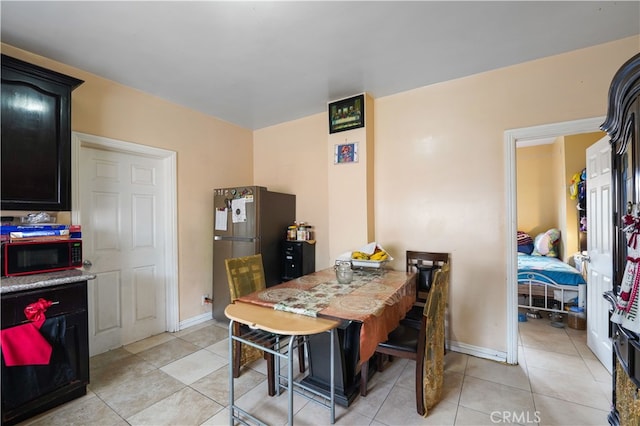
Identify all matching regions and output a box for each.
[586,135,612,374]
[81,145,167,356]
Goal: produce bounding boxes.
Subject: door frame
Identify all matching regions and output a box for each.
[71,132,179,333]
[504,116,605,364]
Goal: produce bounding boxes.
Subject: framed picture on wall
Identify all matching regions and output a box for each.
[328,94,364,134]
[334,142,358,164]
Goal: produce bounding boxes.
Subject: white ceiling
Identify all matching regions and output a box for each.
[1,1,639,130]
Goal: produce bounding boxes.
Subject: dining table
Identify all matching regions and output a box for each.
[235,265,416,406]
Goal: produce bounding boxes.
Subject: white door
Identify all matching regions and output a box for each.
[80,144,168,356]
[586,135,612,373]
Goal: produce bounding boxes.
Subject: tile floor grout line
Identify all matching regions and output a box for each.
[20,317,610,425]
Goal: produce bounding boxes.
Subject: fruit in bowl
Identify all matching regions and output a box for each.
[352,247,389,261]
[337,242,393,268]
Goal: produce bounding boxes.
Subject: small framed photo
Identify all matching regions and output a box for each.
[334,142,358,164]
[328,94,364,134]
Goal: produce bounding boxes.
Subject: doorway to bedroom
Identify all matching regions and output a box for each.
[505,118,611,377]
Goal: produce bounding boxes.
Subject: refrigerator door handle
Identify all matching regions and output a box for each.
[214,236,259,242]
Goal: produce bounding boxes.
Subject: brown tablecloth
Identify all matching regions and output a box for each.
[236,267,416,364]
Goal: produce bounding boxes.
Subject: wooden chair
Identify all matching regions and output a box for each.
[225,254,305,396]
[402,251,449,329]
[360,263,450,416]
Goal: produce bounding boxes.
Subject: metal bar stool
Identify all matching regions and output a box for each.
[225,302,340,425]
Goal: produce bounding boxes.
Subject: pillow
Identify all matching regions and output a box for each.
[517,231,533,246]
[518,243,535,255]
[532,228,560,257]
[517,231,534,254]
[532,233,550,255]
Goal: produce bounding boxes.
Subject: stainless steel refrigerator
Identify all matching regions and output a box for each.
[212,186,295,320]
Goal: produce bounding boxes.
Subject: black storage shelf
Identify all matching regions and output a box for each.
[282,240,316,281]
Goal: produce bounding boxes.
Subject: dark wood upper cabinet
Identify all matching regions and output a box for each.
[1,55,83,211]
[602,53,640,287]
[601,52,640,426]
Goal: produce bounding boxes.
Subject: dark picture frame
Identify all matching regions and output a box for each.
[328,94,364,134]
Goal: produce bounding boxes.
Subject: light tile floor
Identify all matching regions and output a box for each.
[21,312,611,425]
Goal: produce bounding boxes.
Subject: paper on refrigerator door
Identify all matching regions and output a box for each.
[215,208,228,231]
[231,198,247,223]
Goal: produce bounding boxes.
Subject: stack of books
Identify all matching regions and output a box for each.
[0,224,81,242]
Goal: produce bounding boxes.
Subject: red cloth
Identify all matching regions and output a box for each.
[23,298,52,328]
[0,298,54,366]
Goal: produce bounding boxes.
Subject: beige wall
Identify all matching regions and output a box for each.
[253,113,331,267]
[552,137,566,259]
[372,37,637,352]
[3,35,638,355]
[254,93,377,268]
[254,36,639,353]
[517,143,560,236]
[564,132,605,257]
[1,43,254,322]
[516,131,604,262]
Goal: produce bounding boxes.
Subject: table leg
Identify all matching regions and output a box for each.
[330,328,335,424]
[302,320,361,406]
[228,321,235,425]
[287,337,295,426]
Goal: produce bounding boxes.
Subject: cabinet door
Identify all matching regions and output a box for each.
[0,55,82,211]
[612,97,639,285]
[1,311,88,410]
[1,282,89,424]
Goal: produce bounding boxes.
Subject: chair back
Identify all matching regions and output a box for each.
[406,251,449,300]
[225,254,267,301]
[406,251,449,272]
[418,262,450,411]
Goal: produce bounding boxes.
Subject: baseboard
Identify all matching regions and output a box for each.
[179,314,509,364]
[178,312,212,331]
[448,340,509,364]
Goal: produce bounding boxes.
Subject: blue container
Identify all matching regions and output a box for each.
[518,313,527,322]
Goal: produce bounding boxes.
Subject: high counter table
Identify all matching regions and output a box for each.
[225,302,340,425]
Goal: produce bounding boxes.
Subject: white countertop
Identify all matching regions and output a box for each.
[1,269,96,294]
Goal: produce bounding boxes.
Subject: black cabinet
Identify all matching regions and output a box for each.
[1,281,89,425]
[282,240,316,281]
[602,52,640,425]
[1,55,83,211]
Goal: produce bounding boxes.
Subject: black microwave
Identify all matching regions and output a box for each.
[1,239,83,277]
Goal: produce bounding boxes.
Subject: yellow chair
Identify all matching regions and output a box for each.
[225,254,269,381]
[225,254,306,396]
[360,263,450,416]
[226,254,268,302]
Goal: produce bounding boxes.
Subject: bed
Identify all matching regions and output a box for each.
[517,253,587,314]
[516,229,587,314]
